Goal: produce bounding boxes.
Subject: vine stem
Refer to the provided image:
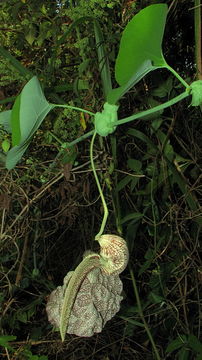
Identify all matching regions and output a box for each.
[129,266,161,360]
[90,131,109,240]
[114,91,189,126]
[53,103,95,116]
[166,64,190,88]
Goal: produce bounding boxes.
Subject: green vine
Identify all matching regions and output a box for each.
[90,131,109,240]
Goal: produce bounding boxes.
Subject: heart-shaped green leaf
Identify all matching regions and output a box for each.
[115,4,168,86]
[6,76,54,169]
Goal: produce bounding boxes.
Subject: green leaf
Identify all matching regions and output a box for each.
[151,77,173,97]
[2,139,10,152]
[148,292,164,304]
[0,335,16,351]
[18,77,54,143]
[151,118,163,131]
[6,76,54,169]
[187,334,202,353]
[36,21,52,46]
[115,4,168,86]
[61,145,77,165]
[166,159,200,214]
[17,310,27,323]
[120,212,143,224]
[141,97,164,120]
[116,175,132,192]
[130,177,139,192]
[0,46,32,78]
[178,347,190,360]
[127,128,157,151]
[127,158,142,172]
[107,60,155,104]
[190,80,202,106]
[5,140,29,170]
[25,25,36,45]
[11,94,21,146]
[166,336,187,353]
[119,316,145,328]
[56,16,93,46]
[138,248,155,275]
[94,19,112,99]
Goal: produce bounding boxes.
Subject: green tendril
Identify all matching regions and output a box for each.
[90,131,109,240]
[53,103,95,116]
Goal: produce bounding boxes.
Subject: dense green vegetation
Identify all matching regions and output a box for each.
[0,1,201,359]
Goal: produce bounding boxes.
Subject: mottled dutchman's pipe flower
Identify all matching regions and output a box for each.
[46,234,129,339]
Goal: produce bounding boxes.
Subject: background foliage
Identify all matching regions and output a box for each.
[0,0,201,359]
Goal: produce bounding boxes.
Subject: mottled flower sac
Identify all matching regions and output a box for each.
[46,267,123,337]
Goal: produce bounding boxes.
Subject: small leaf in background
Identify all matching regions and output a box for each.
[151,76,173,98]
[127,158,142,172]
[166,335,187,353]
[1,139,10,152]
[17,311,27,323]
[120,212,143,224]
[32,268,40,278]
[40,4,47,15]
[80,112,87,130]
[25,25,36,46]
[116,175,132,192]
[78,59,90,76]
[148,292,164,304]
[115,4,168,86]
[36,22,52,47]
[151,118,163,132]
[178,347,190,360]
[0,46,32,78]
[0,335,16,351]
[60,145,77,166]
[187,334,202,353]
[138,248,155,275]
[140,97,164,121]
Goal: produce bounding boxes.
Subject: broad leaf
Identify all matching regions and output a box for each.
[12,76,54,144]
[115,4,168,85]
[107,60,156,104]
[6,76,54,169]
[94,19,112,99]
[11,95,21,145]
[6,139,32,170]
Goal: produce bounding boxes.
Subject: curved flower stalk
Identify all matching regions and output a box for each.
[46,234,129,340]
